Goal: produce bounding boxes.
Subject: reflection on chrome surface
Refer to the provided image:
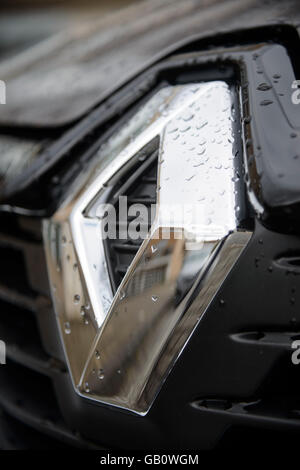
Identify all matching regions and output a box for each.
[43,81,251,413]
[82,230,249,413]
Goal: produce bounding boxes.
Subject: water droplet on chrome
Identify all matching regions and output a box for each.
[260,100,273,106]
[64,322,71,334]
[257,83,272,91]
[119,290,126,300]
[80,306,86,317]
[181,111,194,122]
[196,120,208,130]
[95,350,100,360]
[167,126,178,134]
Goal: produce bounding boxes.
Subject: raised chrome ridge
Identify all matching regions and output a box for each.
[43,81,251,413]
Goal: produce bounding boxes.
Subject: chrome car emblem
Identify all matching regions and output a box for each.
[43,81,251,414]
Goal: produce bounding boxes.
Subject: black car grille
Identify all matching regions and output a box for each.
[0,212,99,449]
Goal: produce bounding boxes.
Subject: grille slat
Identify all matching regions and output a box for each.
[127,197,156,205]
[115,264,129,275]
[0,361,100,449]
[6,344,64,378]
[105,138,159,292]
[0,304,48,374]
[0,284,37,312]
[111,242,140,253]
[0,410,65,450]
